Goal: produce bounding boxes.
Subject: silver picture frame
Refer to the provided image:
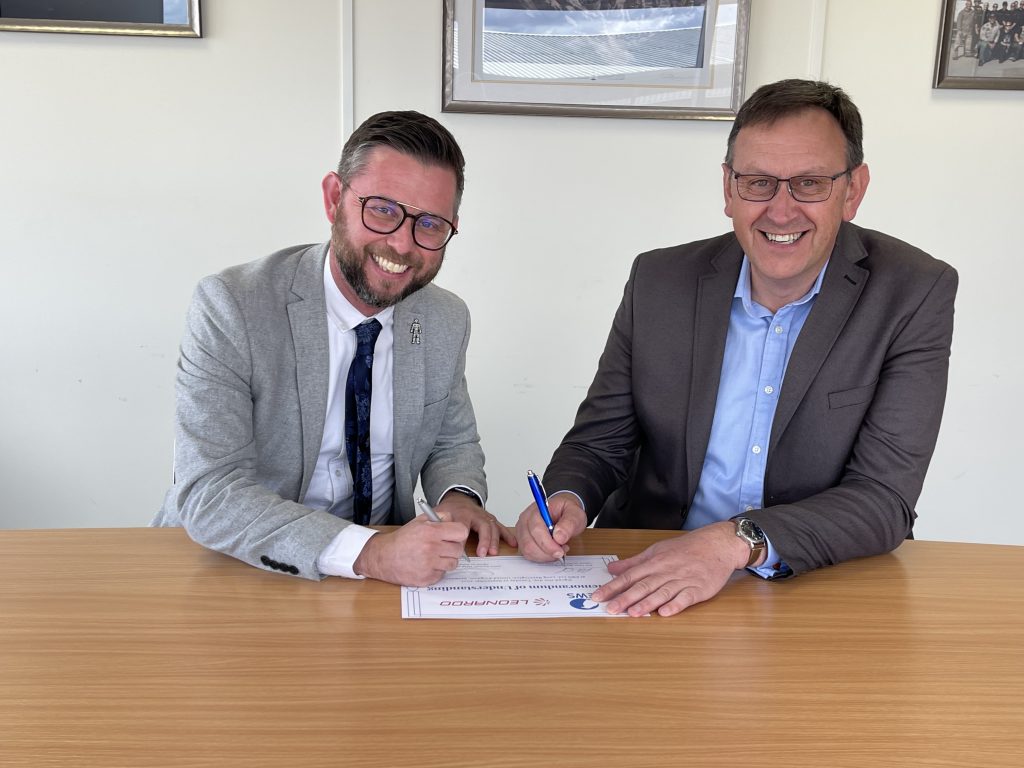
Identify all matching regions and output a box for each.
[0,0,201,38]
[442,0,750,120]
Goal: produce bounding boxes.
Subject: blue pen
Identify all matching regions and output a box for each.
[527,470,563,562]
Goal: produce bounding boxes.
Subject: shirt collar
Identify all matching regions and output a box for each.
[734,255,829,318]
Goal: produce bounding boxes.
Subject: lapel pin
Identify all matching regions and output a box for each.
[410,319,422,345]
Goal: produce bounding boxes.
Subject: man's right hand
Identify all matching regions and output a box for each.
[352,514,469,586]
[515,493,588,562]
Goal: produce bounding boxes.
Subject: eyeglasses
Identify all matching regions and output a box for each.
[728,167,851,203]
[354,193,457,251]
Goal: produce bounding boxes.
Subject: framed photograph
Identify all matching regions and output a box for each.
[0,0,201,38]
[442,0,751,120]
[934,0,1024,89]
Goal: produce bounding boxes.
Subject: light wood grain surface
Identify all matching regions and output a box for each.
[1,528,1021,767]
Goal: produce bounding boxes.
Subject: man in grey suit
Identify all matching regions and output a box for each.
[155,111,513,585]
[515,79,957,616]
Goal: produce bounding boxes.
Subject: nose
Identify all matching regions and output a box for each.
[764,181,802,221]
[385,215,419,254]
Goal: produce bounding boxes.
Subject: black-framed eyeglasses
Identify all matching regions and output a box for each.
[728,166,851,203]
[354,194,457,251]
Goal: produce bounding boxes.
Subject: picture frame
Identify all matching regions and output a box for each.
[0,0,201,38]
[933,0,1024,90]
[442,0,751,120]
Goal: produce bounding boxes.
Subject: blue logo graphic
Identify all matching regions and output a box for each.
[569,598,600,611]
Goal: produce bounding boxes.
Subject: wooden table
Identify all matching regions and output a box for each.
[1,528,1021,767]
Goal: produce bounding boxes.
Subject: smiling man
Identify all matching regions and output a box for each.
[516,79,957,616]
[155,111,514,585]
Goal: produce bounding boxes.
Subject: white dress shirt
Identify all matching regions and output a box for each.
[308,257,394,578]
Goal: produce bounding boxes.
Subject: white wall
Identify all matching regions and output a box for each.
[2,0,1022,546]
[0,0,341,526]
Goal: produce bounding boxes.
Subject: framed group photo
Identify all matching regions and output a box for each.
[934,0,1024,89]
[442,0,751,120]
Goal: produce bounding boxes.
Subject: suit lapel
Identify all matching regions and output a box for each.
[391,295,425,481]
[685,241,743,499]
[288,244,331,497]
[770,225,868,451]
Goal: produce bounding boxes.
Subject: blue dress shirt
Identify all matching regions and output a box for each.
[685,257,828,578]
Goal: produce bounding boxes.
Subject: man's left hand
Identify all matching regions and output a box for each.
[592,521,751,617]
[435,491,517,557]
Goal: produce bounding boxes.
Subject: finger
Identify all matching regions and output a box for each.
[606,551,646,575]
[617,581,702,618]
[431,520,469,546]
[519,525,560,562]
[592,572,632,604]
[417,567,450,587]
[605,581,660,616]
[656,587,702,617]
[471,516,498,556]
[593,561,659,607]
[498,523,518,549]
[516,506,560,558]
[550,507,586,546]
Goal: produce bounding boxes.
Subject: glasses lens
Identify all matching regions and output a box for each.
[736,175,779,201]
[362,197,403,234]
[789,176,834,202]
[413,215,453,250]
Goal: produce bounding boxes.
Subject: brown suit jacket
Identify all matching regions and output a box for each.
[544,222,958,575]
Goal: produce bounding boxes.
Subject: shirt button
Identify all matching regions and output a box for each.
[752,445,762,455]
[775,326,784,334]
[764,385,774,394]
[744,505,754,512]
[334,470,342,477]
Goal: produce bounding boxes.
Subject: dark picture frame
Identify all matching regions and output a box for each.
[442,0,751,120]
[934,0,1024,89]
[0,0,201,38]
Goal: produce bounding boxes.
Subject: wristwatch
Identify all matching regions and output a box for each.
[733,517,767,568]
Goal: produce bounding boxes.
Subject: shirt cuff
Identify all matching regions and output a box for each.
[317,525,378,579]
[548,489,586,512]
[748,534,792,580]
[438,485,483,506]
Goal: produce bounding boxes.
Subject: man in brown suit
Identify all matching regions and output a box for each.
[515,79,957,617]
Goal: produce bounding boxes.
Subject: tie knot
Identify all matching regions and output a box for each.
[354,319,382,351]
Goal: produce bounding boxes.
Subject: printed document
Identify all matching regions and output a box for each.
[402,555,625,619]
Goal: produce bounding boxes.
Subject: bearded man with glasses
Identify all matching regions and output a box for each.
[516,79,957,618]
[155,111,514,585]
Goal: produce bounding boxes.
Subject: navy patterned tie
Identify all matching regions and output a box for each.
[344,319,382,526]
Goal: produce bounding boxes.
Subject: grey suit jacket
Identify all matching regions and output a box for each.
[153,243,486,579]
[544,222,958,575]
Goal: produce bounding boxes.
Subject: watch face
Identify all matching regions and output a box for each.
[738,518,766,544]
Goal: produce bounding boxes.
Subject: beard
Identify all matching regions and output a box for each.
[330,214,444,310]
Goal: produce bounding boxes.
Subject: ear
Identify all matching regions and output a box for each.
[842,163,870,222]
[722,163,736,219]
[322,172,343,224]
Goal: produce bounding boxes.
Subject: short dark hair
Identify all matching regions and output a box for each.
[725,79,864,171]
[336,110,466,212]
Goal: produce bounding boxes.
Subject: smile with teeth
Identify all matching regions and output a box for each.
[373,253,410,275]
[763,231,804,244]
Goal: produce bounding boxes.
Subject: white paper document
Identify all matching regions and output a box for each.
[402,555,624,619]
